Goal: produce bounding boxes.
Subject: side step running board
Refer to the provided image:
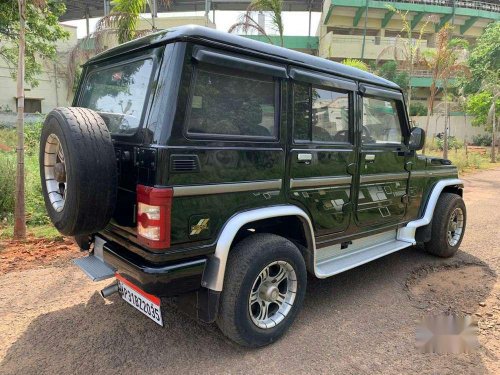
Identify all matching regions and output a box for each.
[73,255,116,281]
[315,230,412,278]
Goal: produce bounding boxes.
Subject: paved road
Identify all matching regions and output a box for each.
[1,169,499,374]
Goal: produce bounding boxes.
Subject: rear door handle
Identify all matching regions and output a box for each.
[297,153,312,163]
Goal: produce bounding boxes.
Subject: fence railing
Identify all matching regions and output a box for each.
[383,0,500,13]
[328,34,430,47]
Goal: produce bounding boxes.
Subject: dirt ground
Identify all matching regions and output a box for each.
[0,236,81,274]
[0,169,499,375]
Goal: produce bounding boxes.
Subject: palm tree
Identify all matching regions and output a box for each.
[341,58,369,72]
[66,0,172,96]
[228,0,284,47]
[99,0,172,44]
[377,5,432,110]
[421,25,469,156]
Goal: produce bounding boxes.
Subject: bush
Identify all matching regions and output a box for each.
[0,124,49,226]
[409,102,427,116]
[435,136,464,151]
[0,153,15,220]
[472,134,492,146]
[25,121,43,154]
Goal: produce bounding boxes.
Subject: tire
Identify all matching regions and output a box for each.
[424,193,466,258]
[39,107,117,236]
[216,233,307,347]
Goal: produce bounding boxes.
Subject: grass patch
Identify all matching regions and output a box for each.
[0,122,56,240]
[0,127,17,149]
[0,224,63,241]
[423,139,500,175]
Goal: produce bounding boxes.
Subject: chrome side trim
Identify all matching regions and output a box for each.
[360,172,408,184]
[397,178,463,244]
[290,175,352,189]
[173,179,282,197]
[410,170,428,177]
[202,205,315,292]
[411,169,458,178]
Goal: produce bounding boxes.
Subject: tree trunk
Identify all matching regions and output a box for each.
[488,92,498,163]
[14,0,26,240]
[443,97,449,160]
[492,103,496,163]
[422,82,437,154]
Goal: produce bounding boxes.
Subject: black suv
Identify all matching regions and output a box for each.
[40,25,466,347]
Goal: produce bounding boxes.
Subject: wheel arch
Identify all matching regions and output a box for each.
[201,205,315,292]
[398,178,464,243]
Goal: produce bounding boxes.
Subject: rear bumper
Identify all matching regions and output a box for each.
[101,240,207,298]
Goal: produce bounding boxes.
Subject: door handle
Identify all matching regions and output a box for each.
[365,154,376,163]
[297,153,312,163]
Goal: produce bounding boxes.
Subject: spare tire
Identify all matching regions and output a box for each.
[39,107,117,236]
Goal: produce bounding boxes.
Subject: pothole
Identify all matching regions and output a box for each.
[406,263,496,315]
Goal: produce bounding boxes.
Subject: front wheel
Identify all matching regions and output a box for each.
[424,193,466,258]
[216,234,307,347]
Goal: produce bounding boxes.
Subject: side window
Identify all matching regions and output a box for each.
[362,97,403,145]
[293,83,351,143]
[186,65,277,138]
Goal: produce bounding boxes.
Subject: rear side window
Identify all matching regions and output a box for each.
[362,97,403,145]
[186,65,277,139]
[79,59,154,135]
[294,84,351,143]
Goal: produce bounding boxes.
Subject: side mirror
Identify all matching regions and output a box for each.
[409,127,425,151]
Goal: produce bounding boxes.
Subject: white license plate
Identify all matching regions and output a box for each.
[116,274,163,326]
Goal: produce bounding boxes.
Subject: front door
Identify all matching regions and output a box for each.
[287,68,357,237]
[355,86,410,228]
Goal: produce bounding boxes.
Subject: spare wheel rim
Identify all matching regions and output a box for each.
[44,134,67,213]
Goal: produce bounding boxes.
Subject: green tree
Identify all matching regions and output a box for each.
[374,61,409,92]
[228,0,284,47]
[341,58,369,72]
[0,0,69,87]
[466,91,499,130]
[463,22,499,162]
[462,22,499,95]
[421,25,469,156]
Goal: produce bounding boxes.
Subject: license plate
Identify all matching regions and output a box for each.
[116,274,163,326]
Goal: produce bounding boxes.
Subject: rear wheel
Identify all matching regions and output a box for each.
[217,234,307,347]
[424,193,466,258]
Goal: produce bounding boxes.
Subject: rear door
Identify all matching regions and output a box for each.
[287,68,357,238]
[355,85,411,228]
[76,47,165,228]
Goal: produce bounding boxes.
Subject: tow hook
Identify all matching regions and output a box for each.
[100,283,119,298]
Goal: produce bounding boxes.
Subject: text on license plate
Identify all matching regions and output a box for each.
[116,274,163,326]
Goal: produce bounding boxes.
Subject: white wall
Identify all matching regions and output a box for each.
[412,115,488,143]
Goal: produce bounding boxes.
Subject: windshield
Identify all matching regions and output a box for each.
[79,59,154,135]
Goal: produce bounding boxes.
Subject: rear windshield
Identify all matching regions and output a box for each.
[79,59,154,135]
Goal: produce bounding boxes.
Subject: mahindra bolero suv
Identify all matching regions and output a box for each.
[40,25,466,347]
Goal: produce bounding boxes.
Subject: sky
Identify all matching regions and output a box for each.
[62,11,322,39]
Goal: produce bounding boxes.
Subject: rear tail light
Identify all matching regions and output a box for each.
[136,185,173,249]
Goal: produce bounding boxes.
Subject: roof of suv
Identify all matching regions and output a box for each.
[86,25,400,91]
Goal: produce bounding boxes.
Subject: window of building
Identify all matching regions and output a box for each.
[362,97,403,145]
[186,65,277,139]
[294,84,351,143]
[16,98,42,113]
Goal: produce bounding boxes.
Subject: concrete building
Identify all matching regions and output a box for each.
[0,0,498,121]
[0,24,78,116]
[316,0,499,104]
[0,16,213,119]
